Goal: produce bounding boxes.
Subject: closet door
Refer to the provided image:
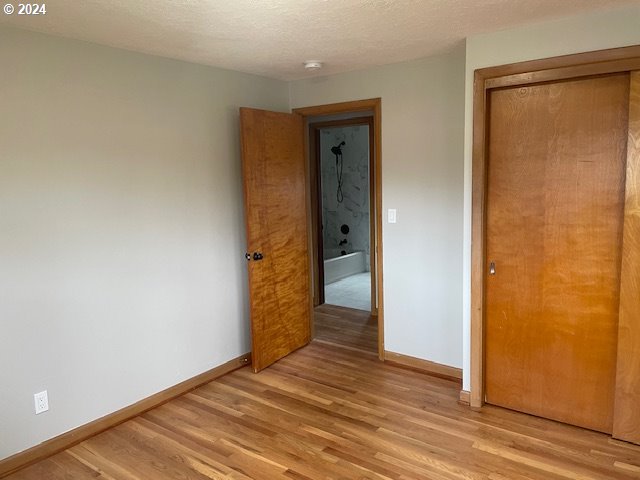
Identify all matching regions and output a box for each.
[484,74,630,432]
[613,71,640,444]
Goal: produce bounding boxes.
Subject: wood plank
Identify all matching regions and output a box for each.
[368,116,378,317]
[373,98,384,359]
[476,45,640,85]
[485,57,640,90]
[309,121,323,307]
[384,351,462,382]
[613,71,640,445]
[484,74,629,433]
[0,353,250,478]
[293,98,379,117]
[314,304,377,355]
[470,70,487,408]
[5,342,640,479]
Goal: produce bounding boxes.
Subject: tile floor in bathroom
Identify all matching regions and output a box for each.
[324,272,371,311]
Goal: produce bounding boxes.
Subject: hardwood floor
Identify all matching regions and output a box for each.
[314,303,377,354]
[6,340,640,479]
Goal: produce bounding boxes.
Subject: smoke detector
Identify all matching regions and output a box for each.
[304,61,323,71]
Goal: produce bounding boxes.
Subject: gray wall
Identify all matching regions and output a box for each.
[320,125,370,269]
[5,3,639,461]
[291,47,467,368]
[0,27,289,459]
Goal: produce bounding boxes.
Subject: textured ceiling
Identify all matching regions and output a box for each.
[2,0,638,80]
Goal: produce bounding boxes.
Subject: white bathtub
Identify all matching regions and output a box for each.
[324,251,366,284]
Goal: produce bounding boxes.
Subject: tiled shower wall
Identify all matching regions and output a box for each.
[320,125,370,270]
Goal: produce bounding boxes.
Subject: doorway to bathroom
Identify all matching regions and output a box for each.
[311,117,375,314]
[239,99,383,369]
[294,98,383,360]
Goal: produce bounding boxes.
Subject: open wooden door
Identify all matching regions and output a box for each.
[240,108,311,372]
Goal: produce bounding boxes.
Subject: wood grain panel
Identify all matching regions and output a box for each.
[240,108,311,372]
[470,70,488,408]
[613,71,640,445]
[309,124,324,306]
[485,74,629,433]
[368,119,377,317]
[471,45,640,410]
[6,342,640,479]
[477,45,640,87]
[485,57,640,90]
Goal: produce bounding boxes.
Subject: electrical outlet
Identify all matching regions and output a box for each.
[34,390,49,414]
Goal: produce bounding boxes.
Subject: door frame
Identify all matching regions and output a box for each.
[294,98,385,360]
[308,116,377,315]
[470,45,640,408]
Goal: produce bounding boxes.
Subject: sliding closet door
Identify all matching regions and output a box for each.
[613,71,640,444]
[484,74,629,432]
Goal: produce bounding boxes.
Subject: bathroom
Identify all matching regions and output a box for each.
[320,123,372,311]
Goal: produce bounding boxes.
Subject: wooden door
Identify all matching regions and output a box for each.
[240,108,311,372]
[613,71,640,444]
[485,74,630,432]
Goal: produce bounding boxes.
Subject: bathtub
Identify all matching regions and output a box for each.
[324,251,366,284]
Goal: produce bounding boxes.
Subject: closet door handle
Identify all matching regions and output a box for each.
[489,261,496,275]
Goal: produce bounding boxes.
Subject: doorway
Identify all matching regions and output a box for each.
[293,99,384,360]
[311,117,375,314]
[239,100,383,372]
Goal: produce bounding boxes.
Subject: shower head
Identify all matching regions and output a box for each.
[331,141,346,155]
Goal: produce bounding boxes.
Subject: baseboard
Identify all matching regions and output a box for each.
[384,351,462,383]
[0,352,251,478]
[459,389,471,405]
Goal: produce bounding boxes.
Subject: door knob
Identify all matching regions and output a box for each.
[245,252,251,261]
[253,252,264,261]
[489,261,496,275]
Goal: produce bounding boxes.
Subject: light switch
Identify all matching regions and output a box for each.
[388,209,397,224]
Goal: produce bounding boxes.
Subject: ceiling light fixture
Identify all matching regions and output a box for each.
[304,61,323,71]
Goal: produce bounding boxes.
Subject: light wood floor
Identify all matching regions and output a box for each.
[7,337,640,479]
[314,303,377,354]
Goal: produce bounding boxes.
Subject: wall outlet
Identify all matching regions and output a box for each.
[34,390,49,414]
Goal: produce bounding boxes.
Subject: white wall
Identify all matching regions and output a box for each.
[291,47,467,368]
[461,5,640,391]
[0,27,289,459]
